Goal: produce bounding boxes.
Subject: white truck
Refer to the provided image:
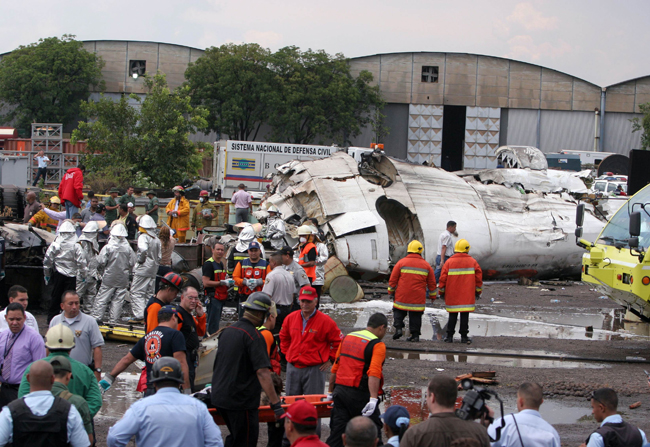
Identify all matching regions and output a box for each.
[212,140,341,197]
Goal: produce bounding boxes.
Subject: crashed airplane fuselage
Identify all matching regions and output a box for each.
[264,152,604,279]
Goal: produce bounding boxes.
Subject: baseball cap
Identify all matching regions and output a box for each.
[248,241,261,250]
[49,356,72,374]
[299,286,318,301]
[96,203,106,213]
[158,305,179,316]
[279,246,294,257]
[380,405,410,430]
[280,400,318,427]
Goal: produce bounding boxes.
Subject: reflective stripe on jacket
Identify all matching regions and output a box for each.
[299,242,317,280]
[388,253,437,312]
[165,197,190,232]
[438,252,483,313]
[333,330,384,392]
[233,258,269,295]
[207,257,229,300]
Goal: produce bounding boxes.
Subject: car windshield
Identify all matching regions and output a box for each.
[607,183,617,192]
[594,182,606,192]
[598,185,650,249]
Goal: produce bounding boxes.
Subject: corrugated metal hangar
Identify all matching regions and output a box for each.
[4,40,650,169]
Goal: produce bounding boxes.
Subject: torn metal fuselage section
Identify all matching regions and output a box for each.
[264,152,604,279]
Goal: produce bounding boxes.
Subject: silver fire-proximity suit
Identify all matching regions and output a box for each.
[92,223,137,324]
[76,221,100,313]
[129,215,161,319]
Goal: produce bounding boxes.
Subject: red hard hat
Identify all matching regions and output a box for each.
[172,185,184,192]
[161,272,183,290]
[200,190,209,197]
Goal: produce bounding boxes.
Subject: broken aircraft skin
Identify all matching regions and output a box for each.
[261,151,604,280]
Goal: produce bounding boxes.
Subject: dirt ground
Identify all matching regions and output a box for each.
[33,281,650,447]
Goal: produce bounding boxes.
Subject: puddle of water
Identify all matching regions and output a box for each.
[499,397,592,425]
[321,301,648,341]
[387,350,608,369]
[96,373,142,420]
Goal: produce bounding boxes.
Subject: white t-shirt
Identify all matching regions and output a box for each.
[36,156,50,168]
[437,230,455,257]
[0,309,39,332]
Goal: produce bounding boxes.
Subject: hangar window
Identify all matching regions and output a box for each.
[129,60,147,79]
[421,66,439,83]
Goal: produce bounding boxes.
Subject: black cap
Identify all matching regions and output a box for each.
[95,203,106,213]
[279,246,294,257]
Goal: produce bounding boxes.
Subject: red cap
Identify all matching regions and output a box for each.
[299,286,318,301]
[280,400,318,426]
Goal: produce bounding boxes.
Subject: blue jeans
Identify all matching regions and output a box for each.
[206,297,225,335]
[64,201,79,219]
[434,254,445,283]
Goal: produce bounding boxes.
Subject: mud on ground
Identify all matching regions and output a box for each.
[35,281,650,447]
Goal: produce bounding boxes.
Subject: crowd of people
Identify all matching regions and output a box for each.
[2,170,647,447]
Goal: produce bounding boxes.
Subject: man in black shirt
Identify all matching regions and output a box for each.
[177,286,206,391]
[202,241,231,335]
[211,292,284,447]
[100,306,189,396]
[118,204,138,241]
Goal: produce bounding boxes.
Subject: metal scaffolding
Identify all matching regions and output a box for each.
[29,123,78,187]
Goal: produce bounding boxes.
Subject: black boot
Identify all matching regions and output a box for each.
[443,335,453,343]
[461,336,472,344]
[406,334,420,342]
[392,328,403,340]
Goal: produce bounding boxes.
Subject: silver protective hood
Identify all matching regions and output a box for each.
[236,224,256,252]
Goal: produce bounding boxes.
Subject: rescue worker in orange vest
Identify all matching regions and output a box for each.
[388,240,437,342]
[297,225,318,284]
[258,301,281,376]
[439,239,483,345]
[233,241,270,317]
[325,313,388,447]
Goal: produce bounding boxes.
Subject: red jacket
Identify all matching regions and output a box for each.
[58,167,84,207]
[279,310,342,368]
[439,253,483,313]
[388,253,437,312]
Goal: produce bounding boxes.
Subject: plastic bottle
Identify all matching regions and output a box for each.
[550,299,560,303]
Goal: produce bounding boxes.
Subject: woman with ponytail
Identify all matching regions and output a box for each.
[381,404,411,447]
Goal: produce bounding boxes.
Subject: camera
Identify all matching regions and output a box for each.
[455,379,505,442]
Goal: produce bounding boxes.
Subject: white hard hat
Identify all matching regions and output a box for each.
[267,204,279,213]
[138,214,156,229]
[127,202,134,208]
[82,221,99,233]
[58,220,76,233]
[297,225,313,236]
[45,324,75,350]
[110,223,128,237]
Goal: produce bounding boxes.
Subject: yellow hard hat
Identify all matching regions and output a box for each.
[407,240,424,254]
[50,196,61,204]
[45,324,75,350]
[454,239,470,253]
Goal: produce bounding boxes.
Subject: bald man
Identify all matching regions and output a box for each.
[23,191,40,224]
[0,360,89,446]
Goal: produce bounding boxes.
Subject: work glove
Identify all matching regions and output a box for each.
[99,374,114,394]
[270,401,285,420]
[246,279,258,290]
[326,393,333,402]
[44,276,50,285]
[27,223,33,230]
[220,279,235,287]
[361,398,378,417]
[255,278,264,287]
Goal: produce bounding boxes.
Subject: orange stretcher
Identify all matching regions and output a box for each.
[210,394,333,425]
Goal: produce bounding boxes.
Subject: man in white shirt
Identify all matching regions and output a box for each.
[262,253,296,333]
[32,150,50,186]
[488,382,560,447]
[435,221,457,282]
[0,286,38,332]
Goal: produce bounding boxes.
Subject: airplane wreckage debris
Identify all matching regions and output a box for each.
[258,146,605,281]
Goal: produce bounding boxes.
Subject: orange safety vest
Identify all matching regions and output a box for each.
[207,257,228,301]
[334,330,384,393]
[299,243,317,280]
[258,326,282,375]
[234,258,268,295]
[438,253,483,313]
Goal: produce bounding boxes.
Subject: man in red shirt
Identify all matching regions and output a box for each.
[281,400,328,447]
[280,286,342,438]
[58,164,85,219]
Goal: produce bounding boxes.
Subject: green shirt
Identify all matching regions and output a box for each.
[52,381,93,434]
[104,196,118,225]
[19,352,103,417]
[146,197,160,224]
[118,193,136,206]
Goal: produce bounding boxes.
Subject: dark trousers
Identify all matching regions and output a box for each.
[206,297,225,335]
[267,421,285,447]
[393,308,423,336]
[274,304,294,335]
[48,271,76,322]
[217,407,259,447]
[0,383,19,409]
[33,167,47,186]
[447,312,469,337]
[326,386,383,447]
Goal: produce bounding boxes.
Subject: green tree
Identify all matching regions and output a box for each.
[631,102,650,150]
[0,35,104,130]
[72,73,208,188]
[267,47,385,145]
[185,43,273,140]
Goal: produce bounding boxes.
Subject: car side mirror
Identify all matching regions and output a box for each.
[630,211,641,237]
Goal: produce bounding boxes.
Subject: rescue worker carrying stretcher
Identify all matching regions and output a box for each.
[233,241,270,317]
[439,239,483,344]
[388,240,437,342]
[325,313,388,447]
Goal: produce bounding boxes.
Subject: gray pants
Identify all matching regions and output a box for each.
[92,284,129,324]
[130,275,155,319]
[77,276,98,313]
[235,208,249,224]
[286,363,326,439]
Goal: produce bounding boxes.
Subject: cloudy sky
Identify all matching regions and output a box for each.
[2,0,648,87]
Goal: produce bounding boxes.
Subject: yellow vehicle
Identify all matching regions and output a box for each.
[575,184,650,321]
